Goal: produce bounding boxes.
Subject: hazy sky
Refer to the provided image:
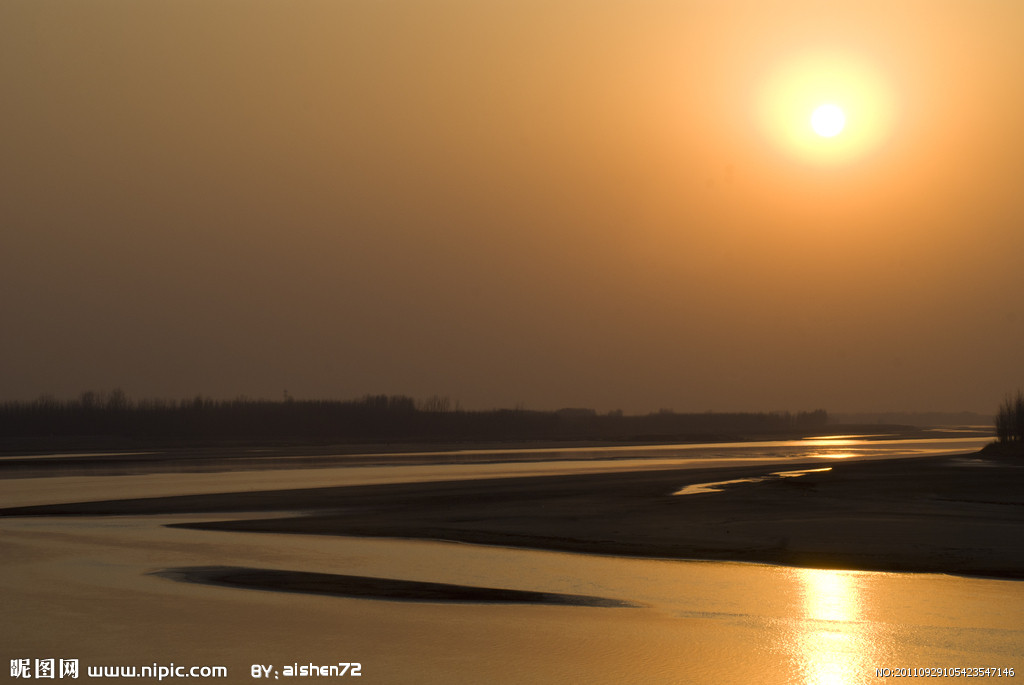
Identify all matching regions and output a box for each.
[2,0,1022,414]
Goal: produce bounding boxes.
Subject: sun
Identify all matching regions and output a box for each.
[811,104,845,137]
[756,52,895,165]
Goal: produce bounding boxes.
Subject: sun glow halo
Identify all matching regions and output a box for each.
[758,53,894,165]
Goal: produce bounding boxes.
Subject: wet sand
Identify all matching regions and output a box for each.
[4,446,1021,580]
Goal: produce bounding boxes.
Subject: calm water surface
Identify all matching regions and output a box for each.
[2,436,1020,684]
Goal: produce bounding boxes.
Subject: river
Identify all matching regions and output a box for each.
[2,435,1020,683]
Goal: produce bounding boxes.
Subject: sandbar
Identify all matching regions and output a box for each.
[3,447,1022,579]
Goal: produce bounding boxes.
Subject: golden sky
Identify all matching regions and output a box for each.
[2,0,1022,413]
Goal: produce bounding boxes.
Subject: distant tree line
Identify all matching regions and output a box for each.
[0,390,829,447]
[995,391,1024,443]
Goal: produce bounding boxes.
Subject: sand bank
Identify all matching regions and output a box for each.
[4,449,1022,579]
[153,566,636,606]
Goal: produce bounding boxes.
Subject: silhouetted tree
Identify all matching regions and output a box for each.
[995,390,1024,443]
[418,395,452,413]
[106,388,129,411]
[80,391,97,410]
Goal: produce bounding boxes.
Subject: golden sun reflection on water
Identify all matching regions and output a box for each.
[801,438,860,447]
[813,452,859,460]
[803,570,859,622]
[792,569,876,685]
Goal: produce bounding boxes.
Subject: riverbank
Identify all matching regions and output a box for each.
[3,445,1021,579]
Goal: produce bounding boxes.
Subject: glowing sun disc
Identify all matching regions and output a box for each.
[811,104,846,137]
[758,53,894,164]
